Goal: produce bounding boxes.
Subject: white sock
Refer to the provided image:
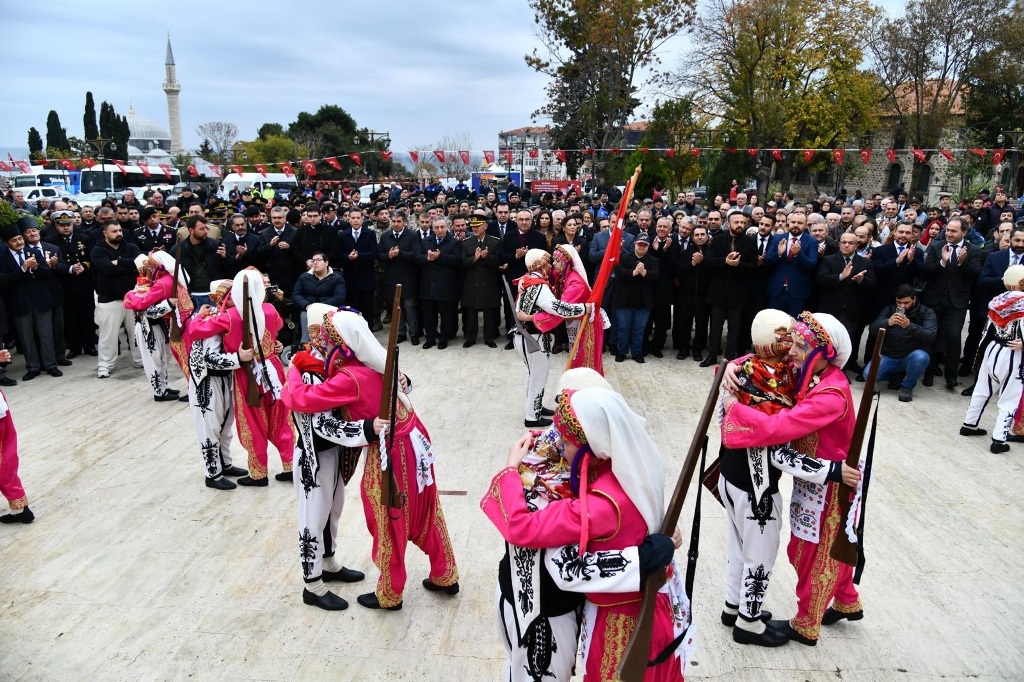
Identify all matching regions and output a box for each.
[736,614,766,634]
[323,555,341,572]
[306,579,328,596]
[723,603,738,616]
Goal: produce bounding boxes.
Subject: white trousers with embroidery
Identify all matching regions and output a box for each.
[495,587,579,682]
[295,445,347,583]
[189,375,235,479]
[515,333,550,421]
[965,343,1024,442]
[720,477,783,622]
[135,320,169,396]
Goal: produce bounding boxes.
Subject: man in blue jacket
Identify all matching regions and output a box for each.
[764,211,818,317]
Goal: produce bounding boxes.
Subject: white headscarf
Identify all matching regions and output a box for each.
[556,367,611,393]
[328,308,410,408]
[570,387,665,534]
[554,243,587,282]
[305,303,336,332]
[133,254,148,271]
[151,249,189,288]
[798,311,851,369]
[231,269,266,347]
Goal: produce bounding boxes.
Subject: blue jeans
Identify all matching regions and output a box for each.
[616,307,651,358]
[864,349,930,389]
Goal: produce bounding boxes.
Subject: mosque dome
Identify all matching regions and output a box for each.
[126,105,171,150]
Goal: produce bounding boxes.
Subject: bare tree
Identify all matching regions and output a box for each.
[433,132,475,179]
[195,121,239,167]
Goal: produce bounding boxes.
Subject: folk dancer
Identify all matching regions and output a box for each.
[483,386,692,681]
[515,249,588,428]
[188,269,294,487]
[0,347,33,525]
[284,303,377,611]
[123,251,184,402]
[550,243,607,374]
[282,309,459,611]
[182,279,250,490]
[721,312,861,646]
[962,264,1024,453]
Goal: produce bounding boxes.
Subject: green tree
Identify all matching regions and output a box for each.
[83,92,98,142]
[27,127,43,159]
[673,0,880,202]
[963,3,1024,146]
[526,0,694,174]
[287,105,357,159]
[45,110,70,153]
[623,99,703,195]
[197,139,215,161]
[238,134,307,165]
[257,122,284,140]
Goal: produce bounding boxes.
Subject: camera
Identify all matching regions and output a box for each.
[267,285,280,294]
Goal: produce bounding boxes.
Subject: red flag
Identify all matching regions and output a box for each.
[484,150,496,164]
[911,148,926,162]
[0,162,9,172]
[15,160,31,174]
[348,153,362,167]
[158,163,171,179]
[60,158,76,170]
[771,150,783,161]
[433,150,446,164]
[380,151,393,161]
[138,162,151,177]
[279,162,294,176]
[212,164,224,179]
[302,160,316,176]
[501,150,513,165]
[609,148,620,156]
[639,147,649,154]
[666,148,677,159]
[833,149,846,165]
[528,148,539,159]
[993,148,1006,165]
[581,148,595,155]
[553,150,565,163]
[113,160,128,175]
[324,157,341,171]
[688,148,698,158]
[186,164,198,177]
[802,150,815,163]
[940,149,955,163]
[82,157,96,169]
[255,164,268,177]
[457,150,469,165]
[230,164,243,175]
[968,148,987,157]
[590,168,641,308]
[747,148,759,157]
[724,147,737,154]
[407,151,418,164]
[885,149,896,163]
[859,149,872,164]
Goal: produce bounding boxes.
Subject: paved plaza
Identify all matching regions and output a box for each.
[0,337,1022,681]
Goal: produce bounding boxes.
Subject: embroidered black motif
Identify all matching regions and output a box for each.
[513,547,538,617]
[314,414,363,443]
[747,492,777,532]
[523,615,557,681]
[201,438,220,477]
[548,299,584,318]
[550,545,631,583]
[299,527,319,578]
[750,446,766,489]
[149,370,162,394]
[743,563,772,618]
[771,445,826,474]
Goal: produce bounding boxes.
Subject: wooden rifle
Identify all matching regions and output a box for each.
[239,278,261,407]
[830,328,885,571]
[616,360,726,682]
[169,235,183,342]
[378,285,405,509]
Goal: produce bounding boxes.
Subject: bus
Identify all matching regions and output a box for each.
[12,167,76,193]
[79,163,181,194]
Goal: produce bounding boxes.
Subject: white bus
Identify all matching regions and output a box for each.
[12,167,74,192]
[79,163,181,194]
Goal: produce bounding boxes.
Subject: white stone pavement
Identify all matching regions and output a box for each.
[0,336,1021,682]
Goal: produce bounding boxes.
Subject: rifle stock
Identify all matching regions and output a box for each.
[616,360,726,682]
[378,285,404,509]
[830,328,885,566]
[240,279,261,408]
[502,278,541,353]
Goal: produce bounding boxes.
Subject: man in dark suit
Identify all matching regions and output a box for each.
[460,215,503,347]
[487,202,516,240]
[920,217,984,388]
[258,207,300,295]
[134,207,178,255]
[378,210,421,344]
[500,209,547,347]
[337,217,379,328]
[702,210,757,365]
[292,204,341,274]
[765,212,818,317]
[871,223,923,305]
[674,223,712,360]
[816,232,876,371]
[50,211,96,358]
[218,212,263,278]
[645,216,679,357]
[417,217,461,349]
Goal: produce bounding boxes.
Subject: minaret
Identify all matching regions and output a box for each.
[162,33,183,154]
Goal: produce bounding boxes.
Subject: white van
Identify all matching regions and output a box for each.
[221,172,298,199]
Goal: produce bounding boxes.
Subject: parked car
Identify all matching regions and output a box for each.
[18,186,68,203]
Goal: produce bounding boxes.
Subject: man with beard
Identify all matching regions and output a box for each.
[702,210,757,365]
[258,207,300,295]
[91,220,143,378]
[765,212,818,318]
[675,223,712,361]
[378,210,421,344]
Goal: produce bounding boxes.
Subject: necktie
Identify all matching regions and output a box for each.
[16,251,24,266]
[759,237,766,255]
[353,230,360,241]
[845,257,852,266]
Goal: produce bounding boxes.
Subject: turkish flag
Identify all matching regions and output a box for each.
[82,158,96,169]
[747,148,759,157]
[447,152,457,163]
[501,150,513,165]
[833,149,846,165]
[279,162,294,176]
[433,150,446,164]
[348,153,362,167]
[885,149,896,163]
[324,157,341,171]
[802,150,814,163]
[771,150,783,161]
[581,148,594,155]
[408,151,419,164]
[639,147,649,154]
[302,160,317,176]
[210,164,223,178]
[529,148,540,159]
[158,164,172,179]
[60,158,76,171]
[459,150,470,165]
[15,160,31,174]
[114,160,128,175]
[609,148,620,156]
[0,162,10,172]
[687,148,698,158]
[230,164,242,175]
[484,150,496,164]
[380,151,393,161]
[138,162,151,177]
[186,164,198,177]
[940,149,955,163]
[968,148,987,157]
[859,149,872,164]
[911,148,926,163]
[255,164,268,177]
[993,148,1006,165]
[724,147,737,154]
[666,148,677,159]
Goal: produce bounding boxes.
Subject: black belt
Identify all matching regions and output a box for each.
[207,369,231,377]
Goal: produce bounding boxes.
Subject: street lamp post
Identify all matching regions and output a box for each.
[84,138,118,196]
[997,130,1023,198]
[358,130,391,196]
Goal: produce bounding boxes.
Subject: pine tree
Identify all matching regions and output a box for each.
[115,114,131,158]
[45,110,69,152]
[27,127,43,157]
[84,92,98,142]
[99,101,113,140]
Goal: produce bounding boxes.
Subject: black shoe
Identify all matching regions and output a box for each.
[303,589,349,611]
[46,368,63,378]
[614,354,626,362]
[397,335,407,343]
[922,374,934,387]
[275,471,293,482]
[462,340,476,348]
[356,592,402,610]
[633,355,645,364]
[676,351,688,360]
[411,337,421,346]
[178,395,190,402]
[423,340,435,349]
[692,351,703,361]
[22,371,40,381]
[437,340,448,350]
[961,384,976,396]
[485,340,497,348]
[898,388,913,402]
[766,620,816,646]
[540,407,554,417]
[821,607,864,626]
[322,566,365,583]
[958,364,973,377]
[422,578,460,595]
[991,440,1011,454]
[154,392,179,402]
[56,359,72,367]
[699,356,718,368]
[237,476,268,487]
[732,624,789,647]
[85,347,98,356]
[370,321,383,332]
[222,465,248,477]
[205,476,236,490]
[650,350,663,358]
[504,340,514,350]
[524,418,553,428]
[0,506,34,524]
[67,350,80,359]
[960,425,987,437]
[0,377,16,387]
[165,388,180,396]
[721,610,773,627]
[946,380,959,390]
[855,374,865,383]
[845,362,863,374]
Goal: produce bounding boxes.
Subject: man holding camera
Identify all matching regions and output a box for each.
[865,285,938,402]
